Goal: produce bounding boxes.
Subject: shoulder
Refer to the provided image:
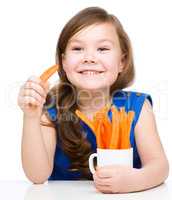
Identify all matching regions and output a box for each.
[135,97,154,130]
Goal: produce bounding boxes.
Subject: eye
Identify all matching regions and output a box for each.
[72,47,83,51]
[98,47,110,51]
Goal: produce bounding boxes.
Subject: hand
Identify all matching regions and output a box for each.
[17,76,49,118]
[93,165,138,194]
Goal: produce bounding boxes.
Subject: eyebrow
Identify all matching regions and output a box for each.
[69,38,114,45]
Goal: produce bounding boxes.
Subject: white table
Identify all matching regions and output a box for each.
[0,180,172,200]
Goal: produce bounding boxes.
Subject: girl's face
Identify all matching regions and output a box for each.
[62,23,124,91]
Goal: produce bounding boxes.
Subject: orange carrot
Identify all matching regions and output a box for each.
[103,112,112,148]
[121,108,129,149]
[75,110,95,134]
[94,114,102,148]
[119,108,134,149]
[97,119,106,149]
[92,103,110,135]
[28,65,58,107]
[110,105,120,149]
[75,103,112,149]
[40,65,59,82]
[118,107,125,149]
[98,104,112,148]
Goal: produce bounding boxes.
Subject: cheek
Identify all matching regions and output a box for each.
[101,52,120,67]
[102,57,120,74]
[102,58,121,85]
[63,55,80,73]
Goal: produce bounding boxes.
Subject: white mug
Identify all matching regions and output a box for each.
[89,148,133,174]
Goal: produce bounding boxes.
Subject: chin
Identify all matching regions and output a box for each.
[77,85,108,91]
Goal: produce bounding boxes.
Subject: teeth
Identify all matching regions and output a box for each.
[83,71,99,75]
[80,70,102,75]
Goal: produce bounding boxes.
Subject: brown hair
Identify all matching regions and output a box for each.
[43,7,135,179]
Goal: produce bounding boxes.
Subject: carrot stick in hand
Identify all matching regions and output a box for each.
[28,64,58,107]
[40,65,59,82]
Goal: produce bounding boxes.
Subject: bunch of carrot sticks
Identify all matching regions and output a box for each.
[75,104,135,149]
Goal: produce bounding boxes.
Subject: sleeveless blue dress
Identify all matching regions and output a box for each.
[46,90,153,180]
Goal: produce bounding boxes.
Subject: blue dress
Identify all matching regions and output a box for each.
[46,90,153,180]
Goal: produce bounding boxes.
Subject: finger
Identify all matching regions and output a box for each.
[42,81,50,93]
[23,96,40,106]
[22,89,45,104]
[96,168,113,178]
[27,75,42,84]
[93,174,112,186]
[24,81,47,98]
[94,183,113,194]
[27,76,49,92]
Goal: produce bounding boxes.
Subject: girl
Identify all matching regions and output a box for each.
[18,7,169,193]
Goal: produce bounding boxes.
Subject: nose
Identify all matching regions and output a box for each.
[82,50,97,64]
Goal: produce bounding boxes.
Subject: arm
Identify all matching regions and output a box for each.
[18,76,57,184]
[21,113,56,184]
[124,99,169,192]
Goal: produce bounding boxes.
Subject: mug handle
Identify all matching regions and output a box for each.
[89,153,97,174]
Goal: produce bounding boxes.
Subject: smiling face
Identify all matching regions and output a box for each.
[62,23,124,91]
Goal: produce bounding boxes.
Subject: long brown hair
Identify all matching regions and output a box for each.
[43,7,135,179]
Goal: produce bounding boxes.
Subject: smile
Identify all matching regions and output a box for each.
[78,70,104,75]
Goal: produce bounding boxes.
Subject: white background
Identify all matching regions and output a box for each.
[0,0,171,181]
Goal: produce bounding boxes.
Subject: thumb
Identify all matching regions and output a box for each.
[41,80,50,93]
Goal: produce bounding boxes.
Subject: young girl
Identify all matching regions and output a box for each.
[18,7,169,193]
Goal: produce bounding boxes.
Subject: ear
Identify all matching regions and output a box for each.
[62,53,65,59]
[118,54,125,73]
[62,53,66,68]
[119,63,124,73]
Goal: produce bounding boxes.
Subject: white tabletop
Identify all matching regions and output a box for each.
[0,180,172,200]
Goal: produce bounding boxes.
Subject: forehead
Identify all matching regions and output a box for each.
[69,23,119,45]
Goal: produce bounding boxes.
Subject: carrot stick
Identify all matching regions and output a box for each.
[121,108,128,149]
[100,125,107,148]
[92,115,100,131]
[92,103,111,136]
[75,103,112,148]
[96,117,105,148]
[103,112,112,148]
[119,107,125,149]
[75,110,95,134]
[40,65,59,82]
[28,64,59,107]
[109,105,119,149]
[99,105,112,148]
[120,109,134,149]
